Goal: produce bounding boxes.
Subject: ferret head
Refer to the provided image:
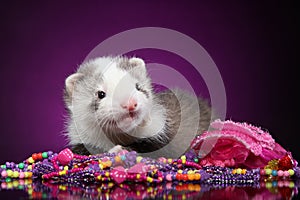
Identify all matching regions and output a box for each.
[64,56,153,135]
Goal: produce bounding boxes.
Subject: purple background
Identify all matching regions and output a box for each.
[0,1,298,163]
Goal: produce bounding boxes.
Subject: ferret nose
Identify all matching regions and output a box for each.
[121,98,137,111]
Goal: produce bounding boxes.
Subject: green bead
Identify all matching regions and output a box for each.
[42,193,48,198]
[265,168,272,175]
[194,158,199,163]
[18,163,25,169]
[265,181,272,189]
[42,152,48,158]
[1,165,6,169]
[18,185,24,190]
[5,177,11,182]
[289,181,295,188]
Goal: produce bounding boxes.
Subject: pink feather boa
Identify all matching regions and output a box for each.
[191,119,293,169]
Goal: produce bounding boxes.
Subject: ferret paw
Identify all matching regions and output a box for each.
[108,145,124,154]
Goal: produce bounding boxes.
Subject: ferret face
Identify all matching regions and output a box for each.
[65,56,153,134]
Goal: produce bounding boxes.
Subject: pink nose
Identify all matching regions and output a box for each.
[122,98,137,111]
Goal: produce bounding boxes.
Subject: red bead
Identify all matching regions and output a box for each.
[37,153,43,160]
[278,154,293,170]
[182,174,188,181]
[176,173,183,180]
[32,153,38,160]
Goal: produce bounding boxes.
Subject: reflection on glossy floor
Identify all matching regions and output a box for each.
[1,179,299,199]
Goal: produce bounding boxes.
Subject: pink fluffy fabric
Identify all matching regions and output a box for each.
[191,119,288,169]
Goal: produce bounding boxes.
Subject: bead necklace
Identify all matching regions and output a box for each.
[1,148,299,186]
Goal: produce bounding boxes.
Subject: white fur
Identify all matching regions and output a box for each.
[66,56,166,152]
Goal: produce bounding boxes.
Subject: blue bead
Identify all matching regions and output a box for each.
[121,155,126,161]
[272,170,278,176]
[272,180,278,187]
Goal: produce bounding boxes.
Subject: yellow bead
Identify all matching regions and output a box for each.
[288,169,295,176]
[98,164,103,170]
[265,168,272,175]
[115,156,121,162]
[28,157,34,164]
[236,168,242,174]
[265,181,272,189]
[27,165,32,170]
[12,180,19,188]
[180,155,186,160]
[27,188,33,195]
[97,175,102,180]
[137,191,140,196]
[105,172,110,177]
[187,170,194,175]
[289,181,295,188]
[13,171,19,178]
[136,174,141,179]
[59,185,66,191]
[6,170,13,177]
[178,170,183,174]
[136,156,143,163]
[146,177,153,183]
[167,159,173,164]
[108,182,114,188]
[59,170,66,176]
[64,166,69,171]
[105,160,112,167]
[241,169,247,174]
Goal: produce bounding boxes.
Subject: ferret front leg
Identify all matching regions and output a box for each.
[108,145,125,154]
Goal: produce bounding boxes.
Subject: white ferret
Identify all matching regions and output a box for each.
[63,56,215,158]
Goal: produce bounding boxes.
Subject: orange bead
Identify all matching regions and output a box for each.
[114,156,121,163]
[194,173,201,180]
[188,174,195,181]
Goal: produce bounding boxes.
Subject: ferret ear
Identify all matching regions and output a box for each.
[129,57,147,76]
[65,73,84,99]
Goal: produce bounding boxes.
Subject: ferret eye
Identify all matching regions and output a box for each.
[136,83,142,91]
[97,91,106,99]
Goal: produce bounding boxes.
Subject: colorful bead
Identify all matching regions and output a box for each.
[42,152,48,158]
[288,169,295,176]
[271,170,277,176]
[265,168,272,175]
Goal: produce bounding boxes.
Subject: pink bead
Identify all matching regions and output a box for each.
[19,172,25,179]
[284,180,290,187]
[57,148,74,166]
[166,174,172,181]
[278,181,284,187]
[277,170,284,177]
[110,166,127,184]
[1,182,7,189]
[283,170,290,177]
[166,182,172,190]
[1,170,7,178]
[260,169,265,175]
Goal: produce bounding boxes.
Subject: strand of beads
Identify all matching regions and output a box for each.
[1,151,54,182]
[260,154,297,180]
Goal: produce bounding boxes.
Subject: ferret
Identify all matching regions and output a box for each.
[63,56,216,158]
